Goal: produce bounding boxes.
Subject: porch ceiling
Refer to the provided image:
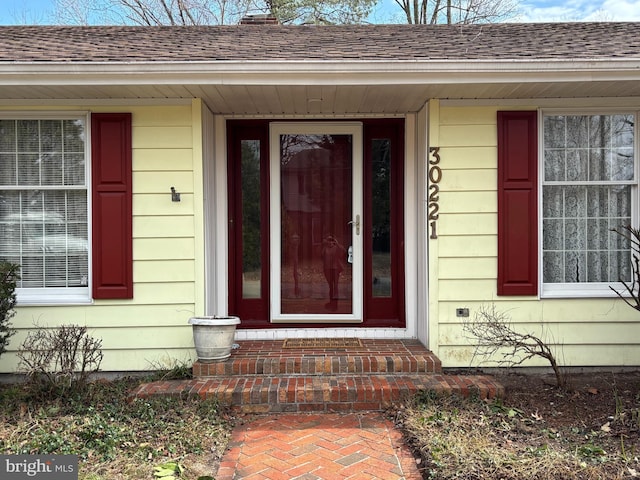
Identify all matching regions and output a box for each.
[1,80,640,114]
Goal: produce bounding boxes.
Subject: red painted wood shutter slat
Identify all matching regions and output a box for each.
[497,111,538,296]
[91,113,133,299]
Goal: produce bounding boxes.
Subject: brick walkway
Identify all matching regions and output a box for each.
[216,412,423,480]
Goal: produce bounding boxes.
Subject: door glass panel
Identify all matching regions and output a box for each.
[371,139,392,297]
[241,139,261,298]
[280,134,353,314]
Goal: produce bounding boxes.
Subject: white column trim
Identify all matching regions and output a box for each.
[206,114,229,316]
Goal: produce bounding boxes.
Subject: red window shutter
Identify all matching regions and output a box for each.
[497,111,538,296]
[91,113,133,299]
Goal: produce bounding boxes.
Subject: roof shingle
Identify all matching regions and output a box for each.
[0,23,638,63]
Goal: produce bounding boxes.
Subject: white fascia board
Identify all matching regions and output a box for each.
[0,59,638,86]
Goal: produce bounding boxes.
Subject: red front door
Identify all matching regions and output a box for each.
[227,119,405,329]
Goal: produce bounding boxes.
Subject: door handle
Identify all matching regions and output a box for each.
[348,215,361,235]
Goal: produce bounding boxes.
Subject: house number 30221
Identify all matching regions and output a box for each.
[428,147,442,239]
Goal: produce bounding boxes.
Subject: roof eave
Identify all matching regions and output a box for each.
[0,59,638,87]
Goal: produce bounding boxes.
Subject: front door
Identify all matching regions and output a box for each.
[227,118,405,329]
[270,123,363,323]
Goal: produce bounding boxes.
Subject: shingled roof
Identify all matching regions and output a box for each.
[0,22,639,63]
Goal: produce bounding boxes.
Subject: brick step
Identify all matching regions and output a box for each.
[128,340,504,413]
[192,339,442,377]
[193,354,441,377]
[129,374,504,413]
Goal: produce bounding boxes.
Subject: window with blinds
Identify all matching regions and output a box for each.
[0,116,90,303]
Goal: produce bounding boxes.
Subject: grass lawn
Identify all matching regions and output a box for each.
[1,370,639,479]
[394,371,640,480]
[0,375,232,480]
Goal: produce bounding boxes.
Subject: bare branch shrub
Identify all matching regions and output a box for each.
[463,304,565,388]
[610,225,640,312]
[0,261,20,359]
[17,324,104,397]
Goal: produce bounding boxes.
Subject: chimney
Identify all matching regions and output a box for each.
[239,13,279,25]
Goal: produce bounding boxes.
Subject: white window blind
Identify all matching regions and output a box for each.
[0,117,89,302]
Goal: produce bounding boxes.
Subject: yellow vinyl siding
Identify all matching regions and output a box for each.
[439,213,497,236]
[134,216,195,238]
[439,322,640,343]
[133,126,193,149]
[440,191,496,213]
[135,260,195,282]
[135,149,193,171]
[134,238,195,260]
[131,106,193,126]
[0,103,203,373]
[3,320,197,372]
[85,349,196,371]
[6,305,196,328]
[439,345,640,368]
[441,169,496,192]
[134,194,195,216]
[439,257,496,279]
[441,147,496,169]
[438,235,495,258]
[430,102,640,368]
[438,279,497,301]
[437,300,634,325]
[439,106,496,125]
[128,282,195,304]
[133,172,194,193]
[439,124,496,147]
[92,326,195,349]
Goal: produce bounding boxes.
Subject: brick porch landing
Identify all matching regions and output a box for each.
[130,339,503,413]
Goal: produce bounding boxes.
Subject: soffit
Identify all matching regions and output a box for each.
[1,81,639,115]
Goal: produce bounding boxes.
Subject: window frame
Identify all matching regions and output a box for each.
[539,108,639,298]
[0,111,92,305]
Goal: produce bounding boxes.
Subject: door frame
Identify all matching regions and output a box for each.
[217,116,417,336]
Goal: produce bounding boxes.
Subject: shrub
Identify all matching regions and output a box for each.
[0,261,19,359]
[463,303,566,388]
[610,225,640,312]
[17,324,103,398]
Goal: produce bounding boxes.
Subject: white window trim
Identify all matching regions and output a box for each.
[539,108,639,298]
[0,111,92,306]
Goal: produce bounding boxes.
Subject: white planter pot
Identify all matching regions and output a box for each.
[188,316,240,362]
